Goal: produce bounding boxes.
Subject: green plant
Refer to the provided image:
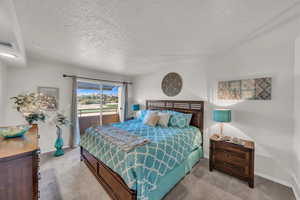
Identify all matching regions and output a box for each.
[11,93,46,125]
[25,113,46,125]
[10,93,41,113]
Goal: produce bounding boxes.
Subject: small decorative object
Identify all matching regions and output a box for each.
[218,77,272,100]
[213,109,231,138]
[11,93,46,125]
[131,104,140,118]
[51,112,70,157]
[37,87,59,111]
[0,125,31,138]
[231,137,245,145]
[161,72,183,97]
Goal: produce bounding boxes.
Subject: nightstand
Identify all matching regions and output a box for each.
[209,134,255,188]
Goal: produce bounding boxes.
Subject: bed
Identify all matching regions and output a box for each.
[80,100,204,200]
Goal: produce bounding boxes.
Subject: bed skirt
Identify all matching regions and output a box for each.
[148,147,203,200]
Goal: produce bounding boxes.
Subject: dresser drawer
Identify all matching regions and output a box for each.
[213,149,249,167]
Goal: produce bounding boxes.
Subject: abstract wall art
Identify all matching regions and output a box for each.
[217,77,272,100]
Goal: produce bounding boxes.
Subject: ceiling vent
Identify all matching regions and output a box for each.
[0,41,13,48]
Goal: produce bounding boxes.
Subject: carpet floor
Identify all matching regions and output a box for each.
[40,148,296,200]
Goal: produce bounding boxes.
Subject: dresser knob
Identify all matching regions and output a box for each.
[38,172,41,180]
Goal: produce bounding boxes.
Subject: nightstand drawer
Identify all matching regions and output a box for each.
[214,142,247,154]
[213,149,248,167]
[214,160,248,178]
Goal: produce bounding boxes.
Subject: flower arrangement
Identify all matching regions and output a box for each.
[11,93,41,113]
[10,91,71,157]
[11,93,47,125]
[51,112,70,128]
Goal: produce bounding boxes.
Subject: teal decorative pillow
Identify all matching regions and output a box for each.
[161,110,179,115]
[161,110,192,128]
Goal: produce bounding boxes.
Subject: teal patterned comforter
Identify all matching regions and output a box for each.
[80,119,202,200]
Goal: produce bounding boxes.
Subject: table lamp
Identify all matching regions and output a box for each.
[131,104,140,118]
[213,109,231,138]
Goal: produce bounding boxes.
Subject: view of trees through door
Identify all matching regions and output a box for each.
[77,82,120,135]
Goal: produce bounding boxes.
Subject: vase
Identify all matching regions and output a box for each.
[54,126,64,157]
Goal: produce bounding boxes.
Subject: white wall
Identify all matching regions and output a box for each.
[0,61,7,123]
[293,37,300,199]
[206,40,294,186]
[133,59,208,105]
[5,58,132,153]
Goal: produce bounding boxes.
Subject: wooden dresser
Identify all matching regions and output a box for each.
[209,134,255,188]
[0,125,40,200]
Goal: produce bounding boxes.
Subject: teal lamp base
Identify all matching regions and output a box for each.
[54,148,64,157]
[54,126,64,157]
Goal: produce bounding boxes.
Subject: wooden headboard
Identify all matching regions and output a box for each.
[146,100,204,132]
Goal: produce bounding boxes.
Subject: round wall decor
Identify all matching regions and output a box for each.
[161,72,183,97]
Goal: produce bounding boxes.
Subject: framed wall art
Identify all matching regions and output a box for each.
[217,77,272,100]
[38,87,59,111]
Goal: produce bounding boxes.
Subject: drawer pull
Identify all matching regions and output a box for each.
[37,149,41,154]
[38,172,41,180]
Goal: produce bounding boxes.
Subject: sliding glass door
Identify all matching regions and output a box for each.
[101,84,120,124]
[77,81,121,135]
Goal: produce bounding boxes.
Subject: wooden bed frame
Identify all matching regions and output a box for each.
[80,100,204,200]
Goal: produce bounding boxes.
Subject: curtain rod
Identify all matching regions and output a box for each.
[62,74,133,85]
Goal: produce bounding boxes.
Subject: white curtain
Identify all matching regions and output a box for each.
[119,83,128,122]
[71,77,80,147]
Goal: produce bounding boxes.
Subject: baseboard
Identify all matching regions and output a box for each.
[41,145,71,155]
[291,173,300,200]
[255,172,291,188]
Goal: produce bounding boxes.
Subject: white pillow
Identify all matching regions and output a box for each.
[143,111,159,126]
[157,113,171,127]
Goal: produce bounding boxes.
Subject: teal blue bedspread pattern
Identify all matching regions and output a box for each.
[80,119,202,200]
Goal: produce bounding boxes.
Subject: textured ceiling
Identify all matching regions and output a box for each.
[8,0,300,74]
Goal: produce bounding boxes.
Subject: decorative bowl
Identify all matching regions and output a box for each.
[0,125,32,138]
